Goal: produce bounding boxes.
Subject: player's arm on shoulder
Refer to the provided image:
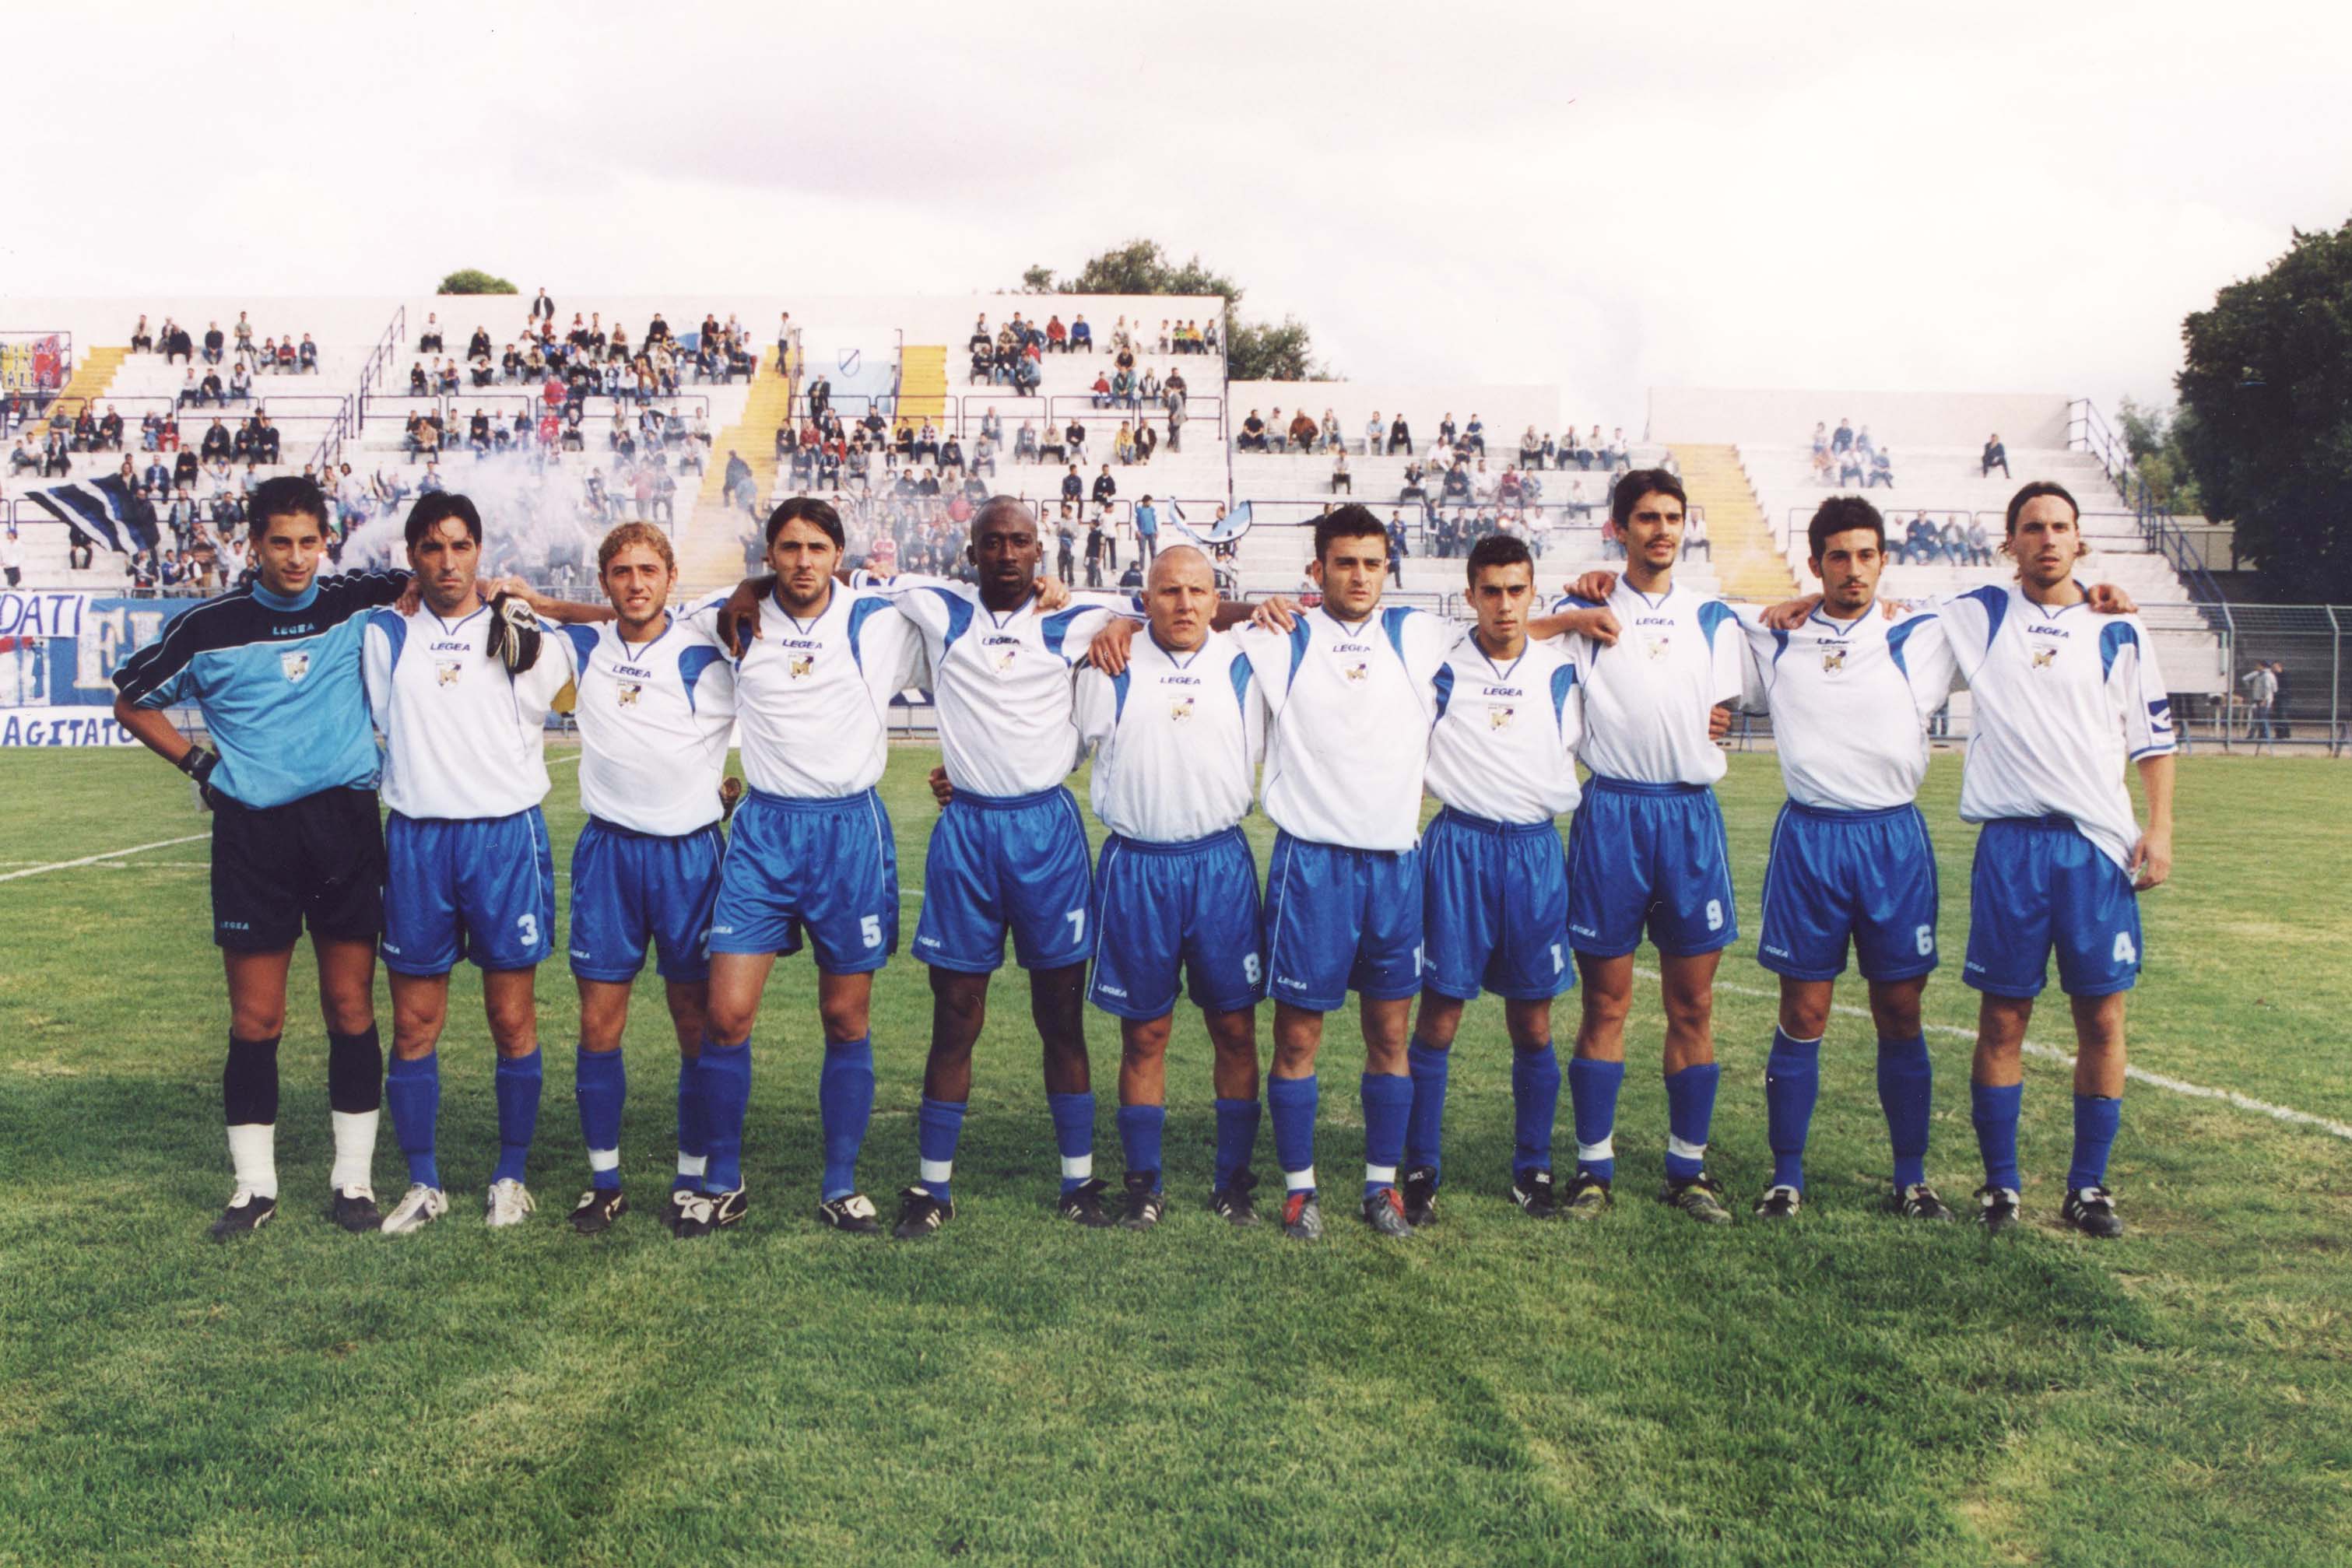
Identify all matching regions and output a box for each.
[1529,597,1620,647]
[2087,581,2137,615]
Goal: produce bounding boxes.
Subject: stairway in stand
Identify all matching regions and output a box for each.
[1672,444,1795,602]
[51,347,128,419]
[677,349,799,594]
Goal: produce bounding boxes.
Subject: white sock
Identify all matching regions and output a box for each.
[678,1152,707,1181]
[329,1110,378,1194]
[227,1123,279,1199]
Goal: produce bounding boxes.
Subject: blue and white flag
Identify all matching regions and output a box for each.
[26,474,160,556]
[1164,500,1254,551]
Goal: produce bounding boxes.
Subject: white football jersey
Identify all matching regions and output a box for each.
[364,602,577,820]
[705,584,922,799]
[556,612,737,836]
[1075,629,1266,843]
[1424,628,1584,823]
[1553,580,1744,786]
[1939,584,2175,870]
[886,581,1121,797]
[1736,604,1958,810]
[1238,603,1452,851]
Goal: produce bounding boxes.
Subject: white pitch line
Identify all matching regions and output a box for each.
[0,834,209,883]
[1641,966,2352,1143]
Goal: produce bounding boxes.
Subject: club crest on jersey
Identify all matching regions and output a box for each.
[1645,634,1671,661]
[279,651,309,683]
[436,660,464,686]
[616,682,643,707]
[1489,705,1516,730]
[1343,661,1368,682]
[2032,646,2056,669]
[1822,647,1846,673]
[788,654,815,679]
[1170,695,1195,721]
[993,647,1019,672]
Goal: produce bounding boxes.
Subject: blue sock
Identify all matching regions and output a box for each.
[387,1051,440,1189]
[1117,1103,1166,1188]
[1662,1061,1721,1182]
[492,1047,542,1185]
[1512,1043,1561,1180]
[1876,1035,1933,1189]
[1403,1040,1450,1184]
[1764,1030,1821,1190]
[818,1035,875,1202]
[675,1055,708,1191]
[574,1046,625,1191]
[1971,1080,2023,1191]
[1360,1072,1411,1198]
[916,1096,967,1205]
[1267,1073,1318,1195]
[1567,1056,1624,1182]
[1213,1096,1262,1191]
[1047,1090,1096,1194]
[697,1038,752,1194]
[2068,1094,2122,1192]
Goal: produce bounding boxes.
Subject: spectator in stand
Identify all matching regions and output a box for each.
[142,453,170,493]
[1810,444,1834,484]
[1364,410,1384,455]
[2240,661,2277,746]
[0,524,20,588]
[1167,391,1185,453]
[1939,516,1968,564]
[1681,508,1711,560]
[1387,412,1412,455]
[723,448,755,512]
[1090,372,1115,410]
[1237,409,1268,452]
[1134,495,1160,567]
[1982,433,2010,478]
[1838,442,1866,488]
[198,367,225,406]
[1520,426,1543,469]
[1113,423,1136,465]
[1904,512,1940,565]
[1606,428,1631,471]
[1046,314,1069,353]
[201,321,224,365]
[1964,516,1992,566]
[1084,514,1108,588]
[229,361,253,402]
[41,426,71,477]
[1287,409,1318,453]
[1332,447,1352,495]
[419,314,444,353]
[1869,446,1895,488]
[939,433,965,481]
[1092,464,1117,510]
[131,314,153,352]
[165,321,194,364]
[1832,418,1855,454]
[1062,464,1084,508]
[1463,413,1487,456]
[1065,417,1089,461]
[200,419,232,461]
[1070,315,1093,352]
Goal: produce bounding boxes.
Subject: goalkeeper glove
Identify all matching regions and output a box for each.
[487,591,544,675]
[177,745,225,812]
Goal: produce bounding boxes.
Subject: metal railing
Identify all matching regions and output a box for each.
[788,390,1226,444]
[2068,397,2230,628]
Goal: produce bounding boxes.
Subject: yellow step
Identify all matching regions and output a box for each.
[1669,443,1794,601]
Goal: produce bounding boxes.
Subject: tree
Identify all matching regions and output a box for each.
[2175,219,2352,601]
[1011,240,1332,379]
[2115,396,2203,517]
[437,269,518,295]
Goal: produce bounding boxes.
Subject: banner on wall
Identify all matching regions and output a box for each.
[0,592,198,739]
[0,332,70,395]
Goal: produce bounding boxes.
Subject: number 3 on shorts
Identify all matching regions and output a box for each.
[861,914,883,949]
[518,913,538,945]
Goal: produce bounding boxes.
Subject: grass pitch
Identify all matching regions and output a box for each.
[0,744,2347,1566]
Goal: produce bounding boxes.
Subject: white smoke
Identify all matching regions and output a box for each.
[337,444,626,583]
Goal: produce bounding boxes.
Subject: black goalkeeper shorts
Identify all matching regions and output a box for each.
[210,785,386,951]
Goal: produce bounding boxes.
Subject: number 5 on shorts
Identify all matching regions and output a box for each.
[861,914,883,949]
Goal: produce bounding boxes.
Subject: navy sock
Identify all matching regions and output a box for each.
[1511,1043,1561,1180]
[818,1035,876,1201]
[492,1047,542,1186]
[325,1026,382,1114]
[1267,1073,1318,1195]
[1117,1103,1165,1188]
[1403,1040,1450,1183]
[223,1033,280,1126]
[1876,1035,1933,1189]
[1662,1061,1721,1182]
[916,1096,967,1205]
[574,1046,625,1191]
[697,1039,752,1194]
[1360,1072,1411,1198]
[1047,1090,1096,1194]
[1971,1080,2023,1191]
[387,1051,441,1189]
[1764,1030,1822,1191]
[2067,1093,2122,1192]
[1567,1056,1624,1182]
[675,1054,708,1191]
[1213,1096,1261,1191]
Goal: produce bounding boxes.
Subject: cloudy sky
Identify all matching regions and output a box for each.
[10,1,2349,424]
